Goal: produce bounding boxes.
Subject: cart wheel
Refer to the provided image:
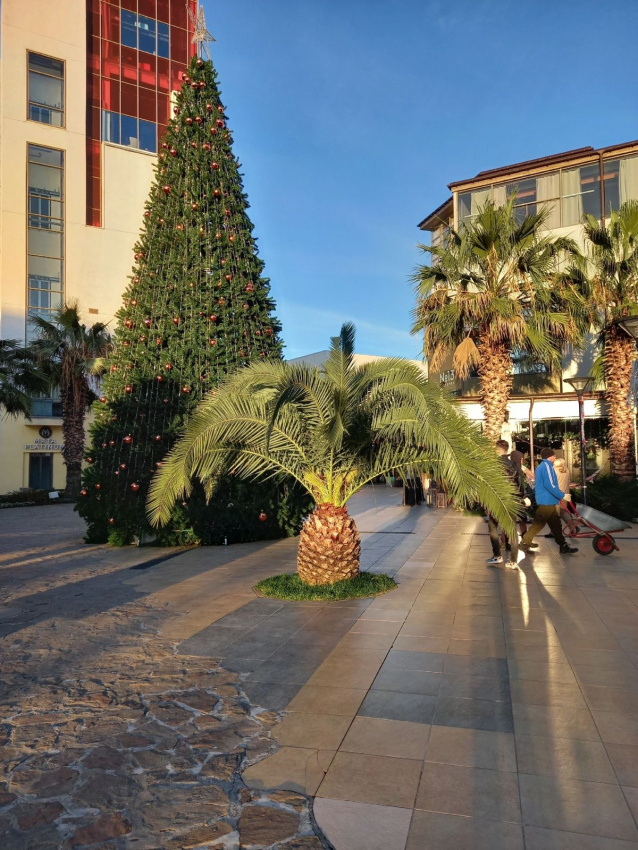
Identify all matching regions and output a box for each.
[593,534,615,555]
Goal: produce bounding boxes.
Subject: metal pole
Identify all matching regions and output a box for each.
[528,397,535,471]
[578,392,588,505]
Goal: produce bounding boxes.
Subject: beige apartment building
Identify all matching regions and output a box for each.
[418,140,638,475]
[0,0,197,492]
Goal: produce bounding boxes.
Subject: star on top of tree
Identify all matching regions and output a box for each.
[188,4,216,59]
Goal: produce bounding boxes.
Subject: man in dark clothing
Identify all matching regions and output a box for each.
[521,447,578,554]
[486,440,528,568]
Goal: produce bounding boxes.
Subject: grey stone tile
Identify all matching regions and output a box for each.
[513,703,600,742]
[407,811,524,850]
[177,624,247,655]
[581,685,638,714]
[507,660,577,684]
[371,665,442,696]
[605,743,638,787]
[317,751,423,808]
[273,712,351,750]
[220,655,274,673]
[519,773,638,841]
[433,695,514,733]
[415,762,521,823]
[358,689,436,724]
[287,685,367,716]
[341,716,431,759]
[384,650,447,672]
[573,665,638,692]
[425,725,516,772]
[524,825,638,850]
[241,680,300,711]
[246,660,318,685]
[443,655,509,679]
[314,798,413,850]
[516,734,616,783]
[510,679,588,709]
[438,673,510,702]
[591,710,638,746]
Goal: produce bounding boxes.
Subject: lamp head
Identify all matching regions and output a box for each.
[565,376,593,395]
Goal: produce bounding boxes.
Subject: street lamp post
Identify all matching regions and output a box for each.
[565,376,593,505]
[614,317,638,477]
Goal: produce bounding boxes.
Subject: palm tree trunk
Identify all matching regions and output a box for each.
[297,503,361,585]
[61,380,86,499]
[477,338,513,444]
[605,325,637,480]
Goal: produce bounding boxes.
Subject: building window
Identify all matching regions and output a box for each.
[101,110,157,153]
[28,53,64,126]
[27,145,64,341]
[506,178,537,223]
[119,10,170,57]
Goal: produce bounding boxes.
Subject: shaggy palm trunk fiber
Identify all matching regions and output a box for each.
[297,504,361,585]
[62,382,86,500]
[605,327,637,480]
[477,338,513,443]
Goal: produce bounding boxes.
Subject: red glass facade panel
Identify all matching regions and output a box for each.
[156,0,169,23]
[138,0,156,17]
[139,53,156,88]
[139,86,156,122]
[101,3,119,41]
[121,46,138,83]
[120,82,138,117]
[86,0,197,226]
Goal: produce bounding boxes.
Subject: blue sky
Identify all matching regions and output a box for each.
[202,0,638,360]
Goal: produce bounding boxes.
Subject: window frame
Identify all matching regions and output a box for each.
[27,50,66,129]
[26,143,65,341]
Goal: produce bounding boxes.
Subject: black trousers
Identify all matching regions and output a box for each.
[521,504,566,547]
[488,516,519,563]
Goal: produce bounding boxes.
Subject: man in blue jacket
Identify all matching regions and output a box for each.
[521,447,578,554]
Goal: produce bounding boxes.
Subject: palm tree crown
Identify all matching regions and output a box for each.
[148,324,519,583]
[412,198,584,441]
[0,339,48,418]
[571,201,638,478]
[30,304,112,497]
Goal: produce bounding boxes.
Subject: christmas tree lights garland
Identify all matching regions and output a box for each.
[77,55,293,544]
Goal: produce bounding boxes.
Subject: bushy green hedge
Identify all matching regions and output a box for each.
[573,475,638,522]
[0,489,55,506]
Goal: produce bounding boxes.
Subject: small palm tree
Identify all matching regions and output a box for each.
[0,339,48,418]
[30,304,112,498]
[412,198,584,442]
[573,201,638,479]
[148,324,518,585]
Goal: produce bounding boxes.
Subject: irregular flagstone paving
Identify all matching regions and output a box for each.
[0,506,326,850]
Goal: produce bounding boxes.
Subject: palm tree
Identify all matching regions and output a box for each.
[0,339,48,418]
[412,198,584,442]
[574,201,638,479]
[148,324,518,585]
[30,304,112,498]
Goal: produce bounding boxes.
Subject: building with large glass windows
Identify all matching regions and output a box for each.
[0,0,197,492]
[418,140,638,477]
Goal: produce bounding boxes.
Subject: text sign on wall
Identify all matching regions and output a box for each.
[24,437,64,451]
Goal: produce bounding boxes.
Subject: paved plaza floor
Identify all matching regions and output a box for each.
[1,487,638,849]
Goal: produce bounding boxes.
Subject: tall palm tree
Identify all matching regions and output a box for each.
[148,324,518,585]
[0,339,48,418]
[412,198,584,442]
[574,201,638,479]
[30,304,112,498]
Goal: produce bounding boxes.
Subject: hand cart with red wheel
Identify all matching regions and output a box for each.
[561,500,632,555]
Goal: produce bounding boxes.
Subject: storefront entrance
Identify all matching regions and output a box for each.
[28,453,53,490]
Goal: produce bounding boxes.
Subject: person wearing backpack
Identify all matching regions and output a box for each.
[486,440,529,569]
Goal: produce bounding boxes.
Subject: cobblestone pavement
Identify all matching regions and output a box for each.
[0,504,327,850]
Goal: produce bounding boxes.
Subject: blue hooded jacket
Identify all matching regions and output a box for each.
[534,459,565,506]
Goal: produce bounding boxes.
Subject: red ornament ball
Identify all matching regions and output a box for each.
[95,483,101,490]
[209,314,217,322]
[225,209,231,217]
[265,328,273,336]
[176,223,184,231]
[163,185,171,195]
[172,316,181,325]
[80,489,88,496]
[144,210,151,218]
[163,397,169,403]
[211,161,220,170]
[185,116,194,124]
[161,142,169,150]
[154,434,162,442]
[164,362,173,370]
[209,338,217,346]
[206,103,213,111]
[156,374,164,382]
[86,457,93,464]
[199,81,205,89]
[99,396,107,403]
[217,296,226,306]
[130,483,140,492]
[120,463,127,470]
[191,202,199,210]
[130,299,138,306]
[182,385,190,393]
[215,119,224,127]
[210,127,218,136]
[245,282,255,292]
[213,188,221,197]
[190,82,198,89]
[124,384,133,393]
[173,106,181,114]
[109,517,115,524]
[259,511,267,522]
[123,435,133,445]
[225,273,232,282]
[124,318,133,329]
[195,116,202,124]
[190,141,198,149]
[144,317,152,328]
[217,105,224,114]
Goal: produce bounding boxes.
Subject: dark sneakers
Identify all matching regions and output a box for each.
[560,544,578,554]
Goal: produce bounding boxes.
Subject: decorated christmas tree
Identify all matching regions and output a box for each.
[78,51,310,545]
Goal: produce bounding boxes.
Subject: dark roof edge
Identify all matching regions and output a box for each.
[448,139,638,189]
[417,196,453,231]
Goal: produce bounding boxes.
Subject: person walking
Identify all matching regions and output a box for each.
[521,448,578,554]
[486,440,527,568]
[509,450,531,537]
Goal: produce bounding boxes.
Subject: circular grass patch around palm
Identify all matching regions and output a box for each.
[254,571,397,601]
